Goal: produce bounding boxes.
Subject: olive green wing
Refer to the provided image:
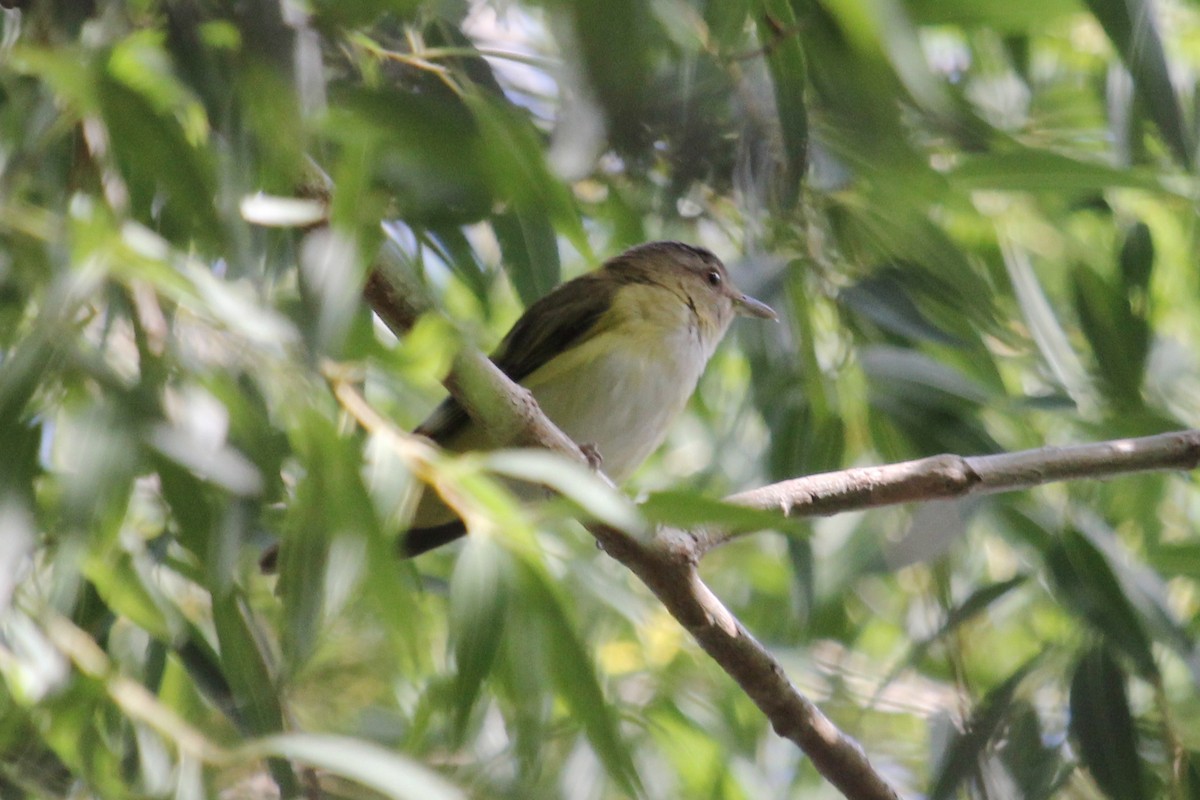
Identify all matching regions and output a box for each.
[415,272,615,444]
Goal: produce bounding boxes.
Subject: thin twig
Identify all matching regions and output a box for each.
[703,431,1200,552]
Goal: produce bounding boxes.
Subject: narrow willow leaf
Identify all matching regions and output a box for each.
[1069,647,1146,800]
[493,209,560,306]
[210,592,297,796]
[515,560,642,796]
[250,733,463,800]
[1072,264,1148,405]
[950,149,1176,193]
[1118,221,1154,291]
[1046,530,1157,679]
[930,654,1042,800]
[755,0,808,207]
[1001,240,1092,404]
[1083,0,1192,168]
[449,537,508,737]
[484,449,645,534]
[639,489,803,536]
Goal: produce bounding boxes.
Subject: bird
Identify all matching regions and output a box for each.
[402,240,776,556]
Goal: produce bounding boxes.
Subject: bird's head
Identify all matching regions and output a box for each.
[602,241,776,342]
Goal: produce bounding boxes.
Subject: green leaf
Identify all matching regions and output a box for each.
[639,489,803,536]
[874,575,1030,704]
[1083,0,1192,168]
[211,589,297,796]
[492,208,560,306]
[930,654,1043,800]
[250,733,464,800]
[448,538,509,736]
[425,226,492,304]
[1072,264,1149,406]
[465,93,588,257]
[1118,221,1154,291]
[514,560,642,796]
[484,449,645,534]
[568,0,653,153]
[327,86,493,225]
[96,73,221,251]
[1045,529,1157,678]
[950,149,1175,193]
[998,701,1071,800]
[755,0,808,207]
[1069,646,1146,800]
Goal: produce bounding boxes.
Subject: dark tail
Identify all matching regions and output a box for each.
[259,521,467,572]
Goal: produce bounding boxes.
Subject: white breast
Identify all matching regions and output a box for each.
[522,323,717,482]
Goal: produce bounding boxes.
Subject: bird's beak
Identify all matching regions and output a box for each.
[734,292,777,320]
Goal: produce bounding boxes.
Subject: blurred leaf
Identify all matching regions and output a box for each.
[906,0,1078,29]
[96,73,221,251]
[1083,0,1192,168]
[1046,529,1157,678]
[1072,264,1149,406]
[1003,241,1092,403]
[998,701,1071,800]
[842,273,966,346]
[1118,221,1154,292]
[484,449,645,534]
[640,489,803,536]
[930,654,1042,800]
[326,86,493,225]
[448,537,508,736]
[950,149,1174,193]
[755,0,808,207]
[568,0,653,153]
[466,92,589,257]
[1146,541,1200,581]
[210,590,297,795]
[514,560,642,797]
[492,208,560,306]
[425,225,492,304]
[250,733,463,800]
[1069,646,1146,800]
[877,575,1029,702]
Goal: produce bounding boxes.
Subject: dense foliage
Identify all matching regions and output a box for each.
[3,0,1200,798]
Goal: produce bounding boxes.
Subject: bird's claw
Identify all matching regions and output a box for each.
[580,442,604,470]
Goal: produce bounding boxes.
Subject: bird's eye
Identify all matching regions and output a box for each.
[706,270,722,287]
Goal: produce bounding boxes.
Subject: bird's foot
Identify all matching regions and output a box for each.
[580,442,604,471]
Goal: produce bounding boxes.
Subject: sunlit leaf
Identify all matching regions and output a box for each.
[250,733,464,800]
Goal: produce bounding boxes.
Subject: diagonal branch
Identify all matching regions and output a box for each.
[363,255,900,800]
[363,250,1200,800]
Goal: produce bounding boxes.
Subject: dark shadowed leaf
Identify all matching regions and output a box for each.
[1072,264,1149,406]
[1046,529,1157,678]
[930,654,1043,800]
[1069,646,1146,800]
[1118,221,1154,291]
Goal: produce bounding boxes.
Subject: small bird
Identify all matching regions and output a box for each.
[404,240,776,556]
